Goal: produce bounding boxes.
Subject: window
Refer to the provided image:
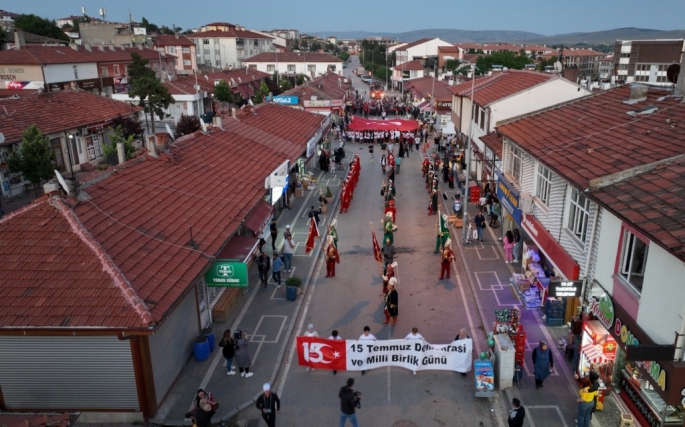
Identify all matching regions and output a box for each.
[480,109,485,131]
[308,64,316,73]
[249,64,257,69]
[124,65,129,75]
[167,46,176,54]
[535,164,552,206]
[619,230,648,292]
[267,64,275,72]
[287,64,296,73]
[236,38,245,47]
[215,49,220,56]
[203,49,210,55]
[203,39,210,45]
[567,188,590,243]
[113,64,120,75]
[73,65,79,79]
[182,47,191,53]
[620,53,630,58]
[508,145,523,183]
[253,39,259,47]
[50,137,65,171]
[100,66,109,77]
[183,59,191,66]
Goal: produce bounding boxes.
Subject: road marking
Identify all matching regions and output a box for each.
[249,315,288,365]
[525,406,569,427]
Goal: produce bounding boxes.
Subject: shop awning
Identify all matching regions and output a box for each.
[414,100,431,111]
[521,214,580,280]
[243,200,274,237]
[581,344,615,363]
[347,118,419,132]
[217,235,259,263]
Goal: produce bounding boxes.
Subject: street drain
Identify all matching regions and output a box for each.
[392,420,418,427]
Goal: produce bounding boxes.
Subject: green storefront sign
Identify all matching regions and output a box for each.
[205,260,249,287]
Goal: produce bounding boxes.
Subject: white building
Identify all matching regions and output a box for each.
[393,38,454,66]
[188,22,275,70]
[242,52,343,78]
[391,59,425,88]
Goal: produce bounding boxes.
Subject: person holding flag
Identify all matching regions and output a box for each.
[435,214,450,253]
[439,238,455,280]
[304,217,320,254]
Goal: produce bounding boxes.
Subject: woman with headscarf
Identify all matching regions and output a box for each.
[234,330,253,378]
[532,340,554,388]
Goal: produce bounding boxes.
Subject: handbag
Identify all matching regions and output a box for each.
[472,229,478,240]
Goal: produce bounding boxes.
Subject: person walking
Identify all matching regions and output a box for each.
[473,209,486,243]
[256,251,271,288]
[576,377,597,427]
[405,327,424,375]
[234,330,253,378]
[219,329,236,375]
[329,330,343,375]
[368,143,374,162]
[513,228,522,263]
[185,401,215,427]
[256,383,281,427]
[395,156,401,174]
[380,154,387,173]
[283,224,292,240]
[491,199,501,228]
[272,253,284,287]
[339,378,361,427]
[308,205,322,225]
[303,324,319,371]
[455,328,471,377]
[325,236,341,277]
[532,340,553,388]
[507,398,525,427]
[439,239,455,280]
[503,230,515,263]
[384,282,398,326]
[281,235,295,273]
[382,237,395,274]
[358,326,376,375]
[269,218,278,251]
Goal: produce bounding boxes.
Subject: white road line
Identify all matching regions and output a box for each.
[525,406,569,427]
[387,366,392,402]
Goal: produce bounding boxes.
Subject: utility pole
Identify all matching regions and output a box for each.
[462,64,477,244]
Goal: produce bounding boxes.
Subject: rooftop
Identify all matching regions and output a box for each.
[282,72,352,101]
[243,52,342,63]
[188,29,271,39]
[562,48,603,57]
[396,38,435,51]
[152,34,195,47]
[0,90,142,145]
[394,60,424,71]
[449,70,554,106]
[163,68,270,95]
[0,45,174,65]
[403,76,452,101]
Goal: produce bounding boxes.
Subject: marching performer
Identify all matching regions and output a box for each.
[428,190,438,216]
[384,279,399,326]
[384,199,397,223]
[380,262,396,296]
[422,156,430,177]
[435,214,450,253]
[328,219,339,248]
[382,212,398,245]
[439,239,455,280]
[325,236,340,278]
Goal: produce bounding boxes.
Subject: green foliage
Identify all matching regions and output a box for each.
[285,277,302,287]
[476,51,530,74]
[537,57,557,72]
[310,41,321,51]
[291,39,299,50]
[213,79,234,105]
[127,52,175,133]
[360,42,388,72]
[338,51,350,62]
[300,40,309,50]
[296,74,310,85]
[111,115,143,140]
[174,114,201,138]
[8,125,56,195]
[254,81,270,104]
[279,78,293,91]
[325,186,333,198]
[467,48,485,54]
[14,14,69,41]
[374,66,390,81]
[140,17,159,34]
[445,59,461,72]
[0,28,6,45]
[103,125,136,159]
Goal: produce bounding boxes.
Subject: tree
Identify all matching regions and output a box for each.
[213,79,234,110]
[338,51,350,62]
[103,124,136,162]
[374,66,390,82]
[296,74,310,85]
[445,59,461,72]
[538,57,557,72]
[140,17,159,35]
[300,40,309,51]
[279,78,292,91]
[8,125,55,196]
[14,14,69,41]
[0,28,6,47]
[310,41,321,52]
[174,114,201,138]
[127,52,175,137]
[254,81,270,104]
[110,115,144,140]
[476,51,530,74]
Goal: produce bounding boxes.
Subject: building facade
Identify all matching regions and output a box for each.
[152,34,197,74]
[189,23,275,70]
[242,52,342,78]
[613,39,684,85]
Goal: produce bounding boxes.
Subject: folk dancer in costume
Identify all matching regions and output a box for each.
[428,190,438,216]
[325,236,340,278]
[435,213,450,253]
[384,180,396,206]
[384,199,397,223]
[422,157,430,177]
[382,212,397,245]
[381,262,396,296]
[384,279,399,326]
[340,184,351,213]
[431,177,440,194]
[426,170,434,192]
[328,219,339,248]
[439,238,455,280]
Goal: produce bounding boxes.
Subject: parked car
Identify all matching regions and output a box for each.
[360,75,373,84]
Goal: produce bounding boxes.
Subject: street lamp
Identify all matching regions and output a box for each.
[462,64,478,244]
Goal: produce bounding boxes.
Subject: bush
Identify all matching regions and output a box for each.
[285,277,302,287]
[175,114,201,138]
[325,186,333,198]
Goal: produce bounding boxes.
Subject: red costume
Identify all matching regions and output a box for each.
[325,245,340,277]
[384,199,397,222]
[439,245,455,279]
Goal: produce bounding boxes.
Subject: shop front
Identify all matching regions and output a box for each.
[495,170,522,241]
[583,291,685,427]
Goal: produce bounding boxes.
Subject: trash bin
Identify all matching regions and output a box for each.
[201,328,215,353]
[193,336,210,361]
[286,285,297,302]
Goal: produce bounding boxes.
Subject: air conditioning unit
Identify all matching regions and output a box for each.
[520,191,534,214]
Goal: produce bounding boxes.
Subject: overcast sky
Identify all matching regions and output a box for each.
[10,0,685,36]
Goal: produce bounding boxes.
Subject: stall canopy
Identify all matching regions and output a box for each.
[347,118,419,131]
[414,100,431,112]
[243,200,274,237]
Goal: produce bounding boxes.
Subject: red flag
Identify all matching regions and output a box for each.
[305,217,320,254]
[371,229,383,263]
[297,336,347,371]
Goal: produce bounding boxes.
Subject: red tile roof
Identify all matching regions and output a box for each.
[394,60,424,71]
[234,103,325,150]
[282,72,352,101]
[0,198,153,328]
[396,38,435,51]
[152,34,195,47]
[480,132,503,158]
[438,46,460,53]
[163,69,271,95]
[449,70,554,106]
[404,76,453,101]
[0,45,174,65]
[590,157,685,262]
[0,90,142,146]
[243,52,342,63]
[496,85,685,190]
[0,412,70,427]
[189,29,271,39]
[0,88,40,98]
[561,48,603,57]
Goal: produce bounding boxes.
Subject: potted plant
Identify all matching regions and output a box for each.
[285,277,302,301]
[325,186,334,203]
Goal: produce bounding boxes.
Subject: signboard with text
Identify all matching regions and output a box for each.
[549,280,583,298]
[495,170,522,225]
[205,260,248,287]
[304,99,331,108]
[268,95,299,105]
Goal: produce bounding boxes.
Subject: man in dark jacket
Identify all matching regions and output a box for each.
[339,378,361,427]
[269,218,278,251]
[255,383,280,427]
[507,398,525,427]
[185,403,215,427]
[256,251,271,287]
[308,206,322,225]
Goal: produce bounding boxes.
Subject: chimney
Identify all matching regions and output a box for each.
[109,45,115,51]
[146,135,158,158]
[175,32,179,39]
[117,142,125,164]
[84,44,92,52]
[13,29,25,49]
[43,181,60,195]
[70,43,79,51]
[630,84,648,100]
[675,51,685,97]
[231,107,237,118]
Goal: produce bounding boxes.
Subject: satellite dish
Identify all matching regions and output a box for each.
[667,64,680,84]
[554,61,562,73]
[54,170,71,196]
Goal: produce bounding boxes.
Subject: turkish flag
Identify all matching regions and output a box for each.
[304,217,319,254]
[371,229,382,264]
[297,336,347,371]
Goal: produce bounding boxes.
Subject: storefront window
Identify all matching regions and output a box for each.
[568,188,590,243]
[619,230,648,292]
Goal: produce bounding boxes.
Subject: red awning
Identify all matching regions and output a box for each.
[347,118,419,132]
[243,200,274,237]
[415,100,431,111]
[521,214,580,280]
[217,235,259,263]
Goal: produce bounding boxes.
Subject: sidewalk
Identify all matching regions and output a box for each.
[152,145,350,425]
[438,148,630,426]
